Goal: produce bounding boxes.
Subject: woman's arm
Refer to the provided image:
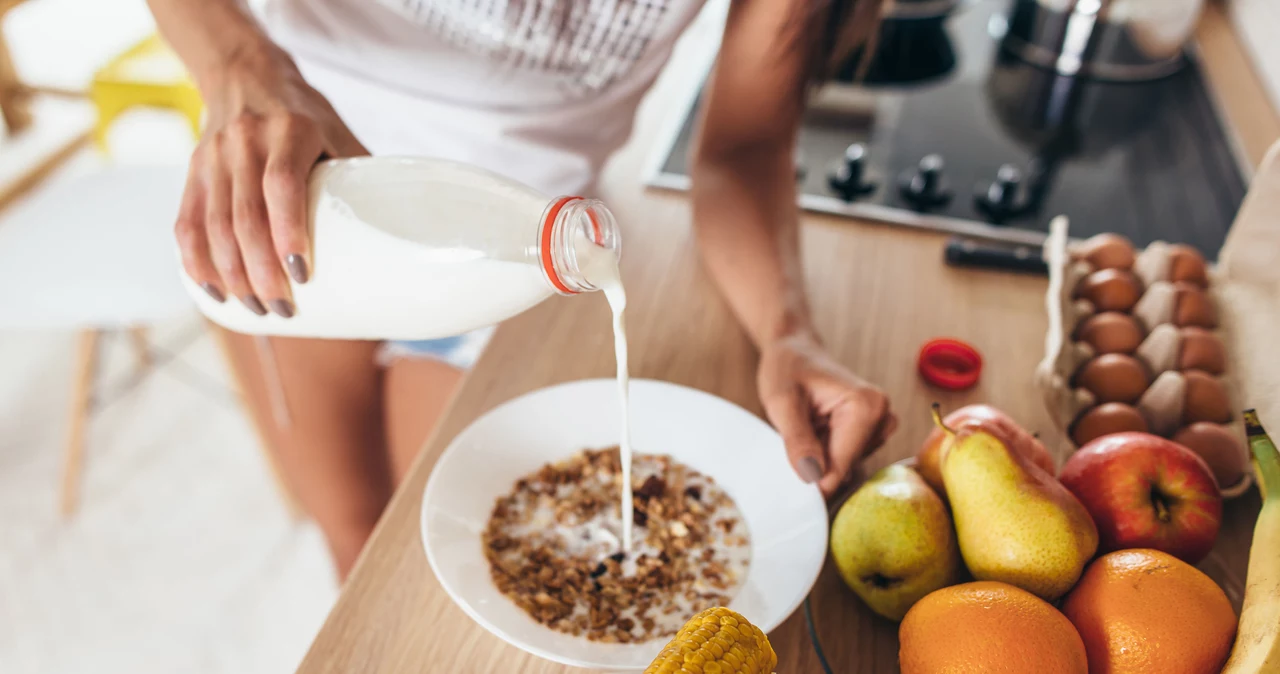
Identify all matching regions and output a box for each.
[146,0,272,89]
[691,0,811,348]
[691,0,895,496]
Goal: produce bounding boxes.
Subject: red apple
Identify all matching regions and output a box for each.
[1059,432,1222,564]
[918,404,1057,498]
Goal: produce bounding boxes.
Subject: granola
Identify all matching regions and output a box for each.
[483,447,751,643]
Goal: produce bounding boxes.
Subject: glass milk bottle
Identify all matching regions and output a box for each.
[181,157,621,340]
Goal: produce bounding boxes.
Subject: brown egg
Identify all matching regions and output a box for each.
[1071,403,1150,446]
[1173,282,1218,328]
[1074,312,1144,355]
[1174,422,1249,489]
[1182,370,1232,424]
[1074,269,1143,312]
[1075,233,1136,270]
[1074,353,1151,405]
[1168,244,1209,287]
[1179,327,1226,375]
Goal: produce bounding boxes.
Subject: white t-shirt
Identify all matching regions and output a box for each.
[262,0,707,196]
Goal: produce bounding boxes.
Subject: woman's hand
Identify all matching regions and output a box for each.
[758,332,897,497]
[177,43,367,317]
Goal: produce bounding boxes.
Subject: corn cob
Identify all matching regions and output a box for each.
[645,607,777,674]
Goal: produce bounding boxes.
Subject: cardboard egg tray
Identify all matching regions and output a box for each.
[1035,217,1253,498]
[1035,137,1280,502]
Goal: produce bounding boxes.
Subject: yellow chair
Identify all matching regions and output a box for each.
[89,34,203,151]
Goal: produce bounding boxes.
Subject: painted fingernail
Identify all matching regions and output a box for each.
[268,299,295,318]
[241,295,268,316]
[286,254,309,284]
[798,457,824,483]
[200,282,225,303]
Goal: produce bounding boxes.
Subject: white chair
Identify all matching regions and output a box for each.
[1,20,299,519]
[0,162,187,515]
[0,160,297,517]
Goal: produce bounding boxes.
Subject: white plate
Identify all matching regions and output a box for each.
[421,378,828,672]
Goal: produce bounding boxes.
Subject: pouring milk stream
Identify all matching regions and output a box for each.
[579,241,633,552]
[181,156,638,552]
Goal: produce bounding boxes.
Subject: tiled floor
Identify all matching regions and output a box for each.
[1,4,339,666]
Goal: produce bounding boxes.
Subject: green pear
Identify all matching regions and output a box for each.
[938,410,1099,601]
[831,463,962,621]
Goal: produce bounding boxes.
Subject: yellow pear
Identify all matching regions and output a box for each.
[831,463,962,621]
[937,409,1098,601]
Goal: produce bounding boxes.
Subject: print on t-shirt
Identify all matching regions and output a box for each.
[377,0,671,95]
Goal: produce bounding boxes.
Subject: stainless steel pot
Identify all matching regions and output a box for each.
[1000,0,1205,82]
[831,0,966,86]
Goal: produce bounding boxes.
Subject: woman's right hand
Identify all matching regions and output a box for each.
[177,43,367,318]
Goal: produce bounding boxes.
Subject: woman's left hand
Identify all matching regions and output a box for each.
[758,332,897,497]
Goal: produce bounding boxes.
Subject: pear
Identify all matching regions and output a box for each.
[937,406,1099,601]
[831,463,962,621]
[917,404,1058,500]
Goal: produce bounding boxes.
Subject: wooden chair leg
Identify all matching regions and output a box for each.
[0,26,32,134]
[128,326,150,374]
[207,324,304,519]
[61,329,100,518]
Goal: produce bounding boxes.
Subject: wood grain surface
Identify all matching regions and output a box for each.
[296,6,1279,673]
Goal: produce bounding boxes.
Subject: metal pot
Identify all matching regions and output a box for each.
[1000,0,1205,82]
[977,36,1167,220]
[832,0,965,86]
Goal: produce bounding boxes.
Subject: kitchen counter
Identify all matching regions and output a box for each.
[295,5,1280,673]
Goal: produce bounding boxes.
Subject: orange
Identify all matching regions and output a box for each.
[899,581,1087,673]
[1061,549,1236,674]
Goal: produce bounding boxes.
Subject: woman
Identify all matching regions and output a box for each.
[147,0,897,578]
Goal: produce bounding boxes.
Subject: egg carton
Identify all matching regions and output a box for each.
[1034,216,1253,499]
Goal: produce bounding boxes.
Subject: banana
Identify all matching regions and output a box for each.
[1221,409,1280,673]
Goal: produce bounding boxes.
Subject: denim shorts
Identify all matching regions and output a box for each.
[376,327,495,369]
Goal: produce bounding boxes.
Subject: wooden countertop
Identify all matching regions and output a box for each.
[296,5,1280,673]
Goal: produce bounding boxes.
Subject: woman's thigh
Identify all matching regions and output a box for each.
[214,327,392,548]
[383,355,465,485]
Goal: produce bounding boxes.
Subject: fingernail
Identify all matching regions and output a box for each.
[798,457,823,483]
[200,282,225,303]
[241,295,268,316]
[268,299,295,318]
[286,254,309,284]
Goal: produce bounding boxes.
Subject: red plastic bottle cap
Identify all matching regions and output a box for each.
[918,338,983,390]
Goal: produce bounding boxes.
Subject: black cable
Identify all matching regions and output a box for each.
[804,595,835,674]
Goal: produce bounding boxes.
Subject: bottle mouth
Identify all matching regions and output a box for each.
[539,196,621,294]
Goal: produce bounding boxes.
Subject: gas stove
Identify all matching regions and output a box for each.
[646,0,1249,259]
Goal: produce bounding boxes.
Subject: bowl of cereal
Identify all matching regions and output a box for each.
[421,378,827,671]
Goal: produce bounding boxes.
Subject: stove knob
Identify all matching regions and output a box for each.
[975,164,1024,222]
[827,143,877,199]
[898,154,953,209]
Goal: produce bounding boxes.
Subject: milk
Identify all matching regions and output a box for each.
[579,237,633,552]
[182,157,617,340]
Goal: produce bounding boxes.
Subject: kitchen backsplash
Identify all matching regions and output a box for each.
[1229,0,1280,114]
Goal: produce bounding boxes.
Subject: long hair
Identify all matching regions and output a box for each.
[799,0,888,86]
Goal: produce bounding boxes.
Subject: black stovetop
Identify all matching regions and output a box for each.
[647,0,1248,259]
